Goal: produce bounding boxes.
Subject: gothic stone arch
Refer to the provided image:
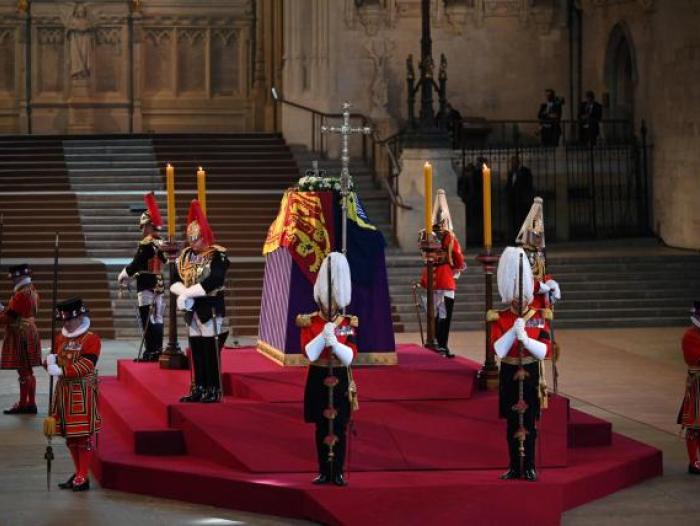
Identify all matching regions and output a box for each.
[604,22,638,123]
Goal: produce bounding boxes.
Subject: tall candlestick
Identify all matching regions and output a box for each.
[424,161,433,236]
[482,163,492,248]
[197,166,207,215]
[166,163,176,237]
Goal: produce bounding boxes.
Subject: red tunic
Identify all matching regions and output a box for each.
[50,330,102,438]
[679,326,700,430]
[0,284,41,369]
[531,274,554,311]
[420,230,466,291]
[490,308,553,359]
[300,313,359,364]
[299,313,359,425]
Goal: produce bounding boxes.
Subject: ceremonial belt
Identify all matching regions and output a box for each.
[688,367,700,375]
[19,317,36,324]
[501,356,539,366]
[311,358,346,368]
[57,372,98,386]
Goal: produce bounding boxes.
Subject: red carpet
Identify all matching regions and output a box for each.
[94,344,662,526]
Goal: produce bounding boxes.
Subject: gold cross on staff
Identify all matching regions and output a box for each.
[320,102,372,195]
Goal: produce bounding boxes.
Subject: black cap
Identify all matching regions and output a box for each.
[55,297,89,321]
[8,263,31,279]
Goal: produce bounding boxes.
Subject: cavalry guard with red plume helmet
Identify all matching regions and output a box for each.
[490,247,551,481]
[296,252,358,486]
[45,297,102,491]
[170,199,230,403]
[678,301,700,474]
[419,189,466,356]
[118,192,167,361]
[1,263,42,414]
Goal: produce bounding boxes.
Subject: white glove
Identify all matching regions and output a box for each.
[537,281,550,294]
[46,354,57,366]
[545,279,561,302]
[305,333,326,362]
[453,272,461,280]
[514,318,527,342]
[493,328,516,359]
[47,364,62,377]
[330,341,354,366]
[170,282,187,296]
[323,322,338,346]
[522,338,547,360]
[176,295,194,311]
[118,268,130,285]
[183,284,207,299]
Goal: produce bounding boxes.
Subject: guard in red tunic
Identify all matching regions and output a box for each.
[678,301,700,475]
[419,189,467,356]
[118,192,167,362]
[46,297,102,491]
[1,264,42,414]
[296,252,358,487]
[490,247,550,481]
[515,197,561,318]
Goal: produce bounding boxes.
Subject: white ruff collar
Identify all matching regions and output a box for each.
[62,317,91,339]
[13,277,31,292]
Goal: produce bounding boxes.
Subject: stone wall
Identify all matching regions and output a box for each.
[0,0,278,134]
[282,0,571,139]
[580,0,700,249]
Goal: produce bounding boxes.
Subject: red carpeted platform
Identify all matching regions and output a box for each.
[94,344,662,526]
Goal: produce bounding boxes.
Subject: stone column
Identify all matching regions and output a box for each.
[396,148,465,251]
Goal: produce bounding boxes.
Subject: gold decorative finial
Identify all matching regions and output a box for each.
[17,0,29,14]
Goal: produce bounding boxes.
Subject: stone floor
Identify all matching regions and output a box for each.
[0,327,698,525]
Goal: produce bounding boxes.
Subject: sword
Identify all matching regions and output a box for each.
[211,306,223,401]
[516,252,526,477]
[412,282,425,346]
[549,291,559,393]
[44,232,59,491]
[325,256,337,481]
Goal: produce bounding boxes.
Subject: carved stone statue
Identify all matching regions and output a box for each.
[65,3,95,80]
[365,38,394,120]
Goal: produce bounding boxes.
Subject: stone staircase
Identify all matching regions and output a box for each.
[388,246,700,332]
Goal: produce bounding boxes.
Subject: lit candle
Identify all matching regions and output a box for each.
[197,166,207,215]
[166,163,176,238]
[482,163,492,248]
[424,161,433,238]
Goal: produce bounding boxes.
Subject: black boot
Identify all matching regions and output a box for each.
[524,427,538,482]
[144,323,164,362]
[180,338,206,402]
[58,474,75,490]
[200,338,222,403]
[313,425,330,484]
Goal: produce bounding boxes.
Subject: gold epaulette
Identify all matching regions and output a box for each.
[543,308,554,321]
[295,313,314,328]
[211,244,227,253]
[486,309,500,322]
[347,315,359,328]
[139,235,156,246]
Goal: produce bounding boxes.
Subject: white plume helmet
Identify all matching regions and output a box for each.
[313,252,352,312]
[497,246,534,305]
[515,196,545,250]
[431,189,453,231]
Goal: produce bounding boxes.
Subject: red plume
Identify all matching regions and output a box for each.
[143,192,164,228]
[187,199,214,246]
